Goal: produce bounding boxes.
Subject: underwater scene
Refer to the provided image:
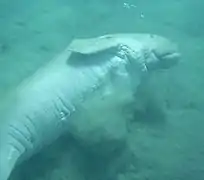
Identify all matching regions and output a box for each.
[0,0,204,180]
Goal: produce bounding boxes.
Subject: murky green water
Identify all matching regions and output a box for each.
[1,1,204,180]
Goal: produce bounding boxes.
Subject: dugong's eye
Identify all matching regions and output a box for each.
[150,34,155,38]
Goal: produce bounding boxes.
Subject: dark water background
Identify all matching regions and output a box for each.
[0,0,204,180]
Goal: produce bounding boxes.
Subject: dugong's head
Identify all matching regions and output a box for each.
[68,33,180,72]
[137,34,181,71]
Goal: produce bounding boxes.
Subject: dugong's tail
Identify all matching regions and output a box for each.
[0,158,10,180]
[0,95,21,180]
[0,132,11,180]
[0,124,19,180]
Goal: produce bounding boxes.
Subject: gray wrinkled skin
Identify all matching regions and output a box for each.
[0,33,180,180]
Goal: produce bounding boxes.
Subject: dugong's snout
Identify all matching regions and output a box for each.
[153,49,181,69]
[143,34,181,70]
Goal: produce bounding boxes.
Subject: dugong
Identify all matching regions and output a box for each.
[0,33,180,180]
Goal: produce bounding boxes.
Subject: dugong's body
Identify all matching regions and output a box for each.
[0,33,180,180]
